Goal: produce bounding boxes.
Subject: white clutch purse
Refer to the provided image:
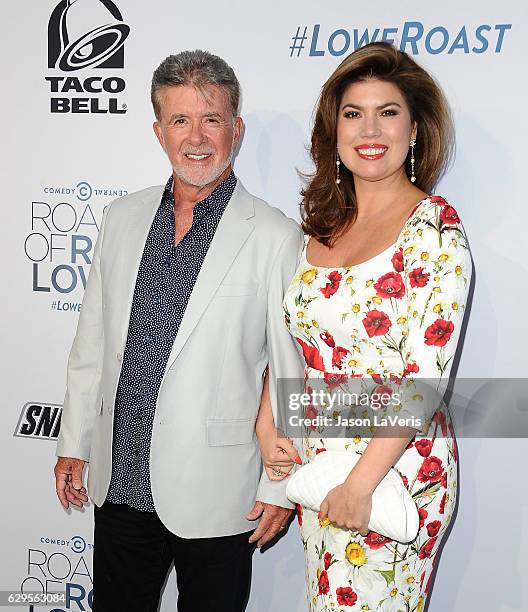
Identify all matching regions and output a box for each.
[286,450,419,543]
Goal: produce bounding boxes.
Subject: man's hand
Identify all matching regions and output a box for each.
[54,457,88,509]
[246,501,293,548]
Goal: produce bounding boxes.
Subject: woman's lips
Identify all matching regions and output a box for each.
[354,145,388,160]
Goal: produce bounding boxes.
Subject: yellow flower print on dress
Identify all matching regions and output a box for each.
[302,268,318,284]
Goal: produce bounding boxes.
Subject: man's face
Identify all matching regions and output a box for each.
[153,84,242,188]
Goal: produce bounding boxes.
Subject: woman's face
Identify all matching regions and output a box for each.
[336,78,417,184]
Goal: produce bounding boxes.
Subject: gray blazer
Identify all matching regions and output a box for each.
[56,179,304,537]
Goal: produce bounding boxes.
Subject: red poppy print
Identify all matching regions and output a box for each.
[320,330,335,348]
[415,439,433,457]
[296,338,325,371]
[440,205,460,225]
[315,447,327,455]
[433,410,448,436]
[420,568,434,595]
[441,471,448,488]
[305,405,318,431]
[404,362,420,376]
[448,423,458,461]
[439,492,447,514]
[324,552,333,570]
[424,319,455,347]
[429,195,448,206]
[418,537,437,559]
[391,248,404,272]
[331,346,350,370]
[318,570,330,595]
[375,383,393,397]
[374,272,405,299]
[362,310,392,337]
[296,503,303,526]
[336,587,357,606]
[427,520,442,538]
[324,372,348,389]
[418,507,428,528]
[417,456,444,483]
[409,267,430,288]
[365,532,392,550]
[320,271,342,298]
[425,570,434,594]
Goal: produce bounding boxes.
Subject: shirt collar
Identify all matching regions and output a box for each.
[162,171,237,213]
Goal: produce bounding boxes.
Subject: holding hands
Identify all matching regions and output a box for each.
[257,427,302,481]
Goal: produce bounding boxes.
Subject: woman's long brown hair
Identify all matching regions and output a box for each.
[301,41,455,246]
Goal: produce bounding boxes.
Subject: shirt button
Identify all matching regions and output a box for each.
[116,352,122,362]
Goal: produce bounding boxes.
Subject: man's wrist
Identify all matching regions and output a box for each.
[255,499,292,511]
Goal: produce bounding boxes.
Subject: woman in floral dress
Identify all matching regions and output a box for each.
[256,42,471,611]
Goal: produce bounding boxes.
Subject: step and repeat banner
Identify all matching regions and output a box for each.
[1,1,526,611]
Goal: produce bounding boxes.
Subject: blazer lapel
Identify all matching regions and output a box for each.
[163,181,255,372]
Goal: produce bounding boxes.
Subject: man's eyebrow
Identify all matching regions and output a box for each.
[167,111,224,122]
[341,102,403,111]
[168,113,187,123]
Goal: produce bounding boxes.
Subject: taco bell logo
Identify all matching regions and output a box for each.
[46,0,129,114]
[48,0,130,70]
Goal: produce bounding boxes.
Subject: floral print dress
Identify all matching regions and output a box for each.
[283,196,471,611]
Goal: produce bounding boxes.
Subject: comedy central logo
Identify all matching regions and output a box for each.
[46,0,129,114]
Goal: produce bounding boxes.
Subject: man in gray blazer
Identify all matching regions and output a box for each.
[53,49,303,612]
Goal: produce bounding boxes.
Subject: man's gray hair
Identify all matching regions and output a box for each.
[151,49,240,120]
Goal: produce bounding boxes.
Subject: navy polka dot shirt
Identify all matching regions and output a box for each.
[106,172,237,512]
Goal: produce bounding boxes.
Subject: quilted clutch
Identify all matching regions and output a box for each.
[286,450,419,543]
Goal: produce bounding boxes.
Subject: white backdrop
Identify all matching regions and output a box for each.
[1,1,527,610]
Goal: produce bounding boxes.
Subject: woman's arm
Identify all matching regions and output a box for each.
[345,427,416,492]
[255,368,275,437]
[256,367,301,479]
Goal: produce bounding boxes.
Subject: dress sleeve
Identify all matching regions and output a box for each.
[395,197,472,428]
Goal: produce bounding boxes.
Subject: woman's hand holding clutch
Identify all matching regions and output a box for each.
[319,474,373,535]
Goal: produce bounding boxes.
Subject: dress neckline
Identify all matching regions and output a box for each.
[303,196,431,270]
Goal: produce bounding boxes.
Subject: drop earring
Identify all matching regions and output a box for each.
[336,151,341,185]
[410,139,416,183]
